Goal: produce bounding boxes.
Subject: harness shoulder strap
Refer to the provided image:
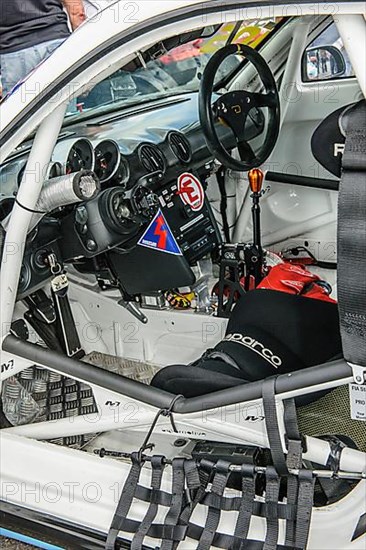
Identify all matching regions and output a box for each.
[338,100,366,367]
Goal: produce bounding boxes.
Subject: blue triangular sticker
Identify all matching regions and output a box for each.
[138,210,182,255]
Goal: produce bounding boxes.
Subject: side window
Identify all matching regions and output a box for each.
[302,21,355,82]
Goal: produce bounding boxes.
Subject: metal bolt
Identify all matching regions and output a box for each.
[174,438,187,447]
[86,239,97,251]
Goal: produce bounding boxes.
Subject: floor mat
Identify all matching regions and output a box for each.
[83,351,161,384]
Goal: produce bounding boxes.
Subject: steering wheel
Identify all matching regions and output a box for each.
[199,44,280,172]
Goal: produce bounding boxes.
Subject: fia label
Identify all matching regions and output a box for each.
[349,383,366,421]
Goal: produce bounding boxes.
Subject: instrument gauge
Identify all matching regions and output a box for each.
[47,162,63,179]
[94,140,123,184]
[65,138,94,174]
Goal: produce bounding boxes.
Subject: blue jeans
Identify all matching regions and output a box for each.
[1,38,65,96]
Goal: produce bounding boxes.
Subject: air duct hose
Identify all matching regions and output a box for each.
[1,170,100,233]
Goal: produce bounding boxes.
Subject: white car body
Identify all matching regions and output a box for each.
[0,1,365,548]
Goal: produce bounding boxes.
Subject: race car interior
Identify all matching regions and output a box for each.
[1,10,365,538]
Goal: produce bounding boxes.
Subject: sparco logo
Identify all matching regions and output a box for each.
[224,334,282,368]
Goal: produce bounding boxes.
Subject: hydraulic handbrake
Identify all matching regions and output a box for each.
[216,168,267,316]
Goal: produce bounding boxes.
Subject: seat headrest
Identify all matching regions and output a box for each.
[311,102,356,178]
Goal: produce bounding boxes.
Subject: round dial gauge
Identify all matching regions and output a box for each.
[94,140,121,183]
[66,139,94,174]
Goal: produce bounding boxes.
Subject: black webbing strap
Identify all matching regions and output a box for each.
[283,398,301,444]
[202,493,296,521]
[263,466,281,550]
[284,399,315,550]
[104,452,308,550]
[262,377,288,476]
[134,484,173,507]
[180,459,210,524]
[105,452,142,550]
[160,458,186,550]
[338,100,366,366]
[134,479,297,520]
[197,460,231,550]
[233,463,256,549]
[295,470,315,550]
[283,399,303,548]
[114,518,187,541]
[108,517,299,549]
[188,524,298,550]
[131,455,165,550]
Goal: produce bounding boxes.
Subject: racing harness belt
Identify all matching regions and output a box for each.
[337,100,366,366]
[104,100,365,550]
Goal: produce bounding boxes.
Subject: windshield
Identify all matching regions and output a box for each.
[69,18,283,118]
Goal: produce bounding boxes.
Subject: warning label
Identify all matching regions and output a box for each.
[138,210,182,256]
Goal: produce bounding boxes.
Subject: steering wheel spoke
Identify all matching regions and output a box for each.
[236,139,256,162]
[249,91,277,108]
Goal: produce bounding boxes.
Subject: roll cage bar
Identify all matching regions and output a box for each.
[3,335,353,414]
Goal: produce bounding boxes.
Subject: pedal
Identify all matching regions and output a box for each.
[24,289,56,324]
[24,289,63,352]
[10,319,29,340]
[48,253,84,358]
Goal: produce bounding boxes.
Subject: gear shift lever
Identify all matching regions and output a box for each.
[248,168,264,251]
[248,168,265,285]
[248,168,264,193]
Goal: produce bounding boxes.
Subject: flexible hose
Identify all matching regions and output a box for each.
[1,171,100,233]
[35,170,99,212]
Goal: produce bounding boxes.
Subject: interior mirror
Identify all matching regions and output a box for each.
[302,45,346,81]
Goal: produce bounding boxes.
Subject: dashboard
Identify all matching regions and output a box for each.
[0,92,260,300]
[2,93,239,194]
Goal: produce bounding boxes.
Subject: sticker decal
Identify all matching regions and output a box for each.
[349,383,366,421]
[177,172,204,211]
[138,210,182,255]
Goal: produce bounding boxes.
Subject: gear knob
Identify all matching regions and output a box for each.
[248,168,264,194]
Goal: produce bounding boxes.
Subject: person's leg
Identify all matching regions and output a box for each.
[1,38,65,96]
[43,38,66,57]
[1,49,28,95]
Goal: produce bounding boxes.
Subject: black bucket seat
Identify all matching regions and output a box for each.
[152,290,342,398]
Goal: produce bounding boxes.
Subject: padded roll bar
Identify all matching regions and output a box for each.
[3,335,352,413]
